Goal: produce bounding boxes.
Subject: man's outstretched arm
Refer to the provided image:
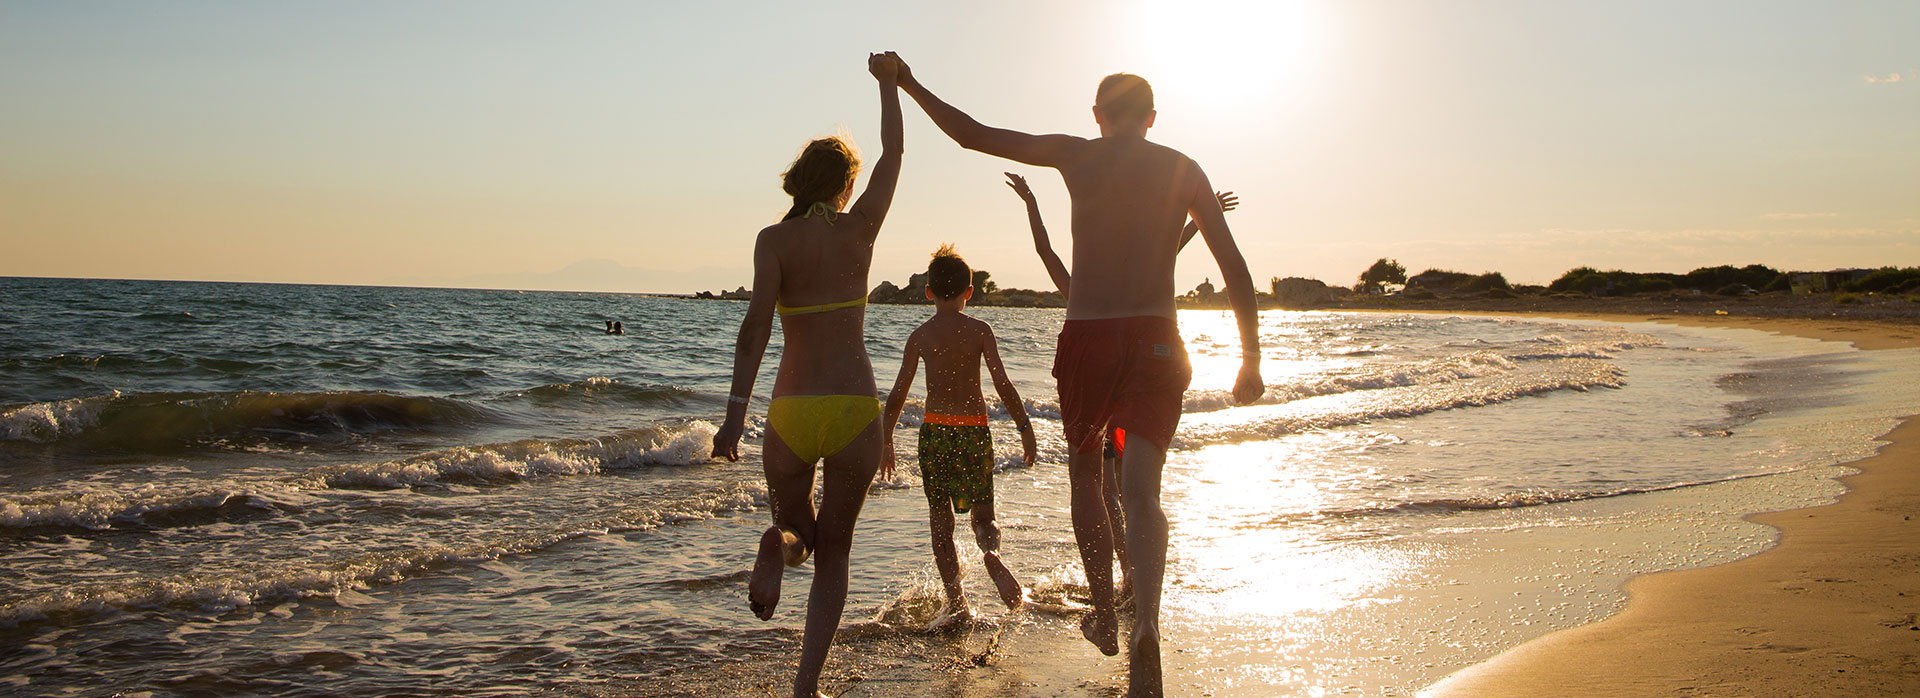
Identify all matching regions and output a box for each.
[1189,169,1264,405]
[893,54,1082,167]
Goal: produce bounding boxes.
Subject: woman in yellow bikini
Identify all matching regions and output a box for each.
[709,51,901,698]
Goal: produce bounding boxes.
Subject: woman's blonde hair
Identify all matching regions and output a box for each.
[781,136,861,221]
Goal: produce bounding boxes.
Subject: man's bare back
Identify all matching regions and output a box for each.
[1057,138,1208,320]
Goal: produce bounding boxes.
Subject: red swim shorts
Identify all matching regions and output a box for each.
[1053,316,1192,455]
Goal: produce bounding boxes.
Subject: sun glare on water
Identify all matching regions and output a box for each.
[1128,0,1323,111]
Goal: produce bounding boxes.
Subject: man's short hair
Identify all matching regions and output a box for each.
[927,244,972,300]
[1095,73,1154,123]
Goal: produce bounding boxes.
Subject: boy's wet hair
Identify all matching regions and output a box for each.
[781,136,861,221]
[927,244,973,300]
[1095,73,1154,124]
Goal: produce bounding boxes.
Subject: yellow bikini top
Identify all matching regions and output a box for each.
[776,296,867,316]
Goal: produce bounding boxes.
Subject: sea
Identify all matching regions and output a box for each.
[2,276,1916,697]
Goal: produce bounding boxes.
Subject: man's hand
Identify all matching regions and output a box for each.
[1020,427,1037,467]
[868,52,897,82]
[1233,361,1264,405]
[886,51,912,84]
[711,417,745,462]
[881,440,897,480]
[1216,191,1239,213]
[1004,172,1036,202]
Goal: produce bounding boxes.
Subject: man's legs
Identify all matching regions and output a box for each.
[1069,449,1119,655]
[1118,436,1170,698]
[1102,431,1132,601]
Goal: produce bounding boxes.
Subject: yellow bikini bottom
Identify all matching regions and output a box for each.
[767,395,882,464]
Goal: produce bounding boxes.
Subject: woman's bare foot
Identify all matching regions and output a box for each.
[1080,609,1119,656]
[749,526,805,620]
[984,554,1023,610]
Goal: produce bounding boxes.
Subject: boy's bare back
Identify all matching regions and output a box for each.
[907,313,995,415]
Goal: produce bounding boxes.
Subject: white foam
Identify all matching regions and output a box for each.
[0,394,112,443]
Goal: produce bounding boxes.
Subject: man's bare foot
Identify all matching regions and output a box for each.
[1080,609,1119,656]
[749,526,804,620]
[1125,628,1163,697]
[984,554,1023,610]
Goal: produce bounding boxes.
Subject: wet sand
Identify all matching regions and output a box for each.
[1420,312,1920,697]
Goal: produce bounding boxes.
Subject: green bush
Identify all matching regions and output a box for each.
[1844,267,1920,293]
[1461,272,1512,293]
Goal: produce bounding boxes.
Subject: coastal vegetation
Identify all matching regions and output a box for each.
[689,263,1920,317]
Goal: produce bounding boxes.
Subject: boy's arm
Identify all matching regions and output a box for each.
[1006,172,1072,297]
[981,325,1037,467]
[1177,191,1238,253]
[712,231,781,461]
[894,55,1084,167]
[879,332,922,479]
[1187,169,1264,405]
[850,53,904,241]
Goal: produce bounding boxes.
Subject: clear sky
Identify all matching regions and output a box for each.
[3,0,1915,293]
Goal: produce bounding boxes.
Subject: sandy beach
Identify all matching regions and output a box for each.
[1418,312,1920,697]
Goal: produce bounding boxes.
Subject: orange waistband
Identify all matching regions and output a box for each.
[923,413,989,427]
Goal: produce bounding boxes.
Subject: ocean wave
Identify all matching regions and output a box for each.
[0,478,764,627]
[0,390,492,451]
[1173,357,1626,448]
[0,484,324,530]
[1311,471,1785,520]
[296,421,719,489]
[513,378,701,408]
[0,422,721,529]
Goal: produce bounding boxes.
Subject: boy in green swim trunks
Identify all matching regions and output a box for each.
[881,244,1038,622]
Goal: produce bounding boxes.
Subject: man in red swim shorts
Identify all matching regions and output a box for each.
[895,56,1265,697]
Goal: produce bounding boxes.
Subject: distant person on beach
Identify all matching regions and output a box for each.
[895,57,1264,696]
[710,52,903,698]
[612,321,624,335]
[605,320,616,334]
[878,244,1038,626]
[1006,171,1237,601]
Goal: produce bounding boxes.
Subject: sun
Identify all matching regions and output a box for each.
[1128,0,1323,111]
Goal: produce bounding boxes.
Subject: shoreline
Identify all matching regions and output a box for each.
[1419,312,1920,697]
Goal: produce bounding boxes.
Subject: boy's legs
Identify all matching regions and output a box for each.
[1118,436,1171,698]
[967,498,1023,609]
[926,502,966,610]
[793,419,884,697]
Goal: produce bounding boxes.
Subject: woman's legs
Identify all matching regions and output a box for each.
[751,428,817,620]
[790,417,883,698]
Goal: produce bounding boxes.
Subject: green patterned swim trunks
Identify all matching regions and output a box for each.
[918,423,994,513]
